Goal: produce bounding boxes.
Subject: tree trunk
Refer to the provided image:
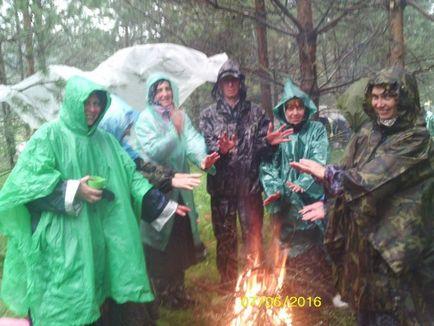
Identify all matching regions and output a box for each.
[296,0,319,107]
[0,41,6,85]
[22,0,35,76]
[389,0,406,67]
[13,1,25,80]
[34,0,47,72]
[254,0,273,118]
[0,42,16,168]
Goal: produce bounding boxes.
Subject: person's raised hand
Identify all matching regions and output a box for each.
[217,131,237,154]
[171,109,184,135]
[266,122,293,146]
[287,181,304,193]
[263,192,281,206]
[201,152,220,170]
[176,204,192,216]
[171,173,202,190]
[299,201,325,221]
[77,176,103,204]
[289,159,326,181]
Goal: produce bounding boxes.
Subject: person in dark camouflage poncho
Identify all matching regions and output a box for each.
[199,59,292,290]
[291,66,434,325]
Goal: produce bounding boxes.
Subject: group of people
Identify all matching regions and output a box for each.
[0,59,432,326]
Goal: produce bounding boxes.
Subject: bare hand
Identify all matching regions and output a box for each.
[299,201,325,221]
[171,173,202,190]
[201,151,220,170]
[176,204,191,216]
[218,131,237,154]
[263,192,281,206]
[289,159,326,181]
[266,122,293,146]
[287,181,304,193]
[171,109,184,135]
[77,176,103,204]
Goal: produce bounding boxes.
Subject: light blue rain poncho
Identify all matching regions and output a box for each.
[99,94,140,160]
[426,110,434,138]
[260,79,330,257]
[135,73,215,251]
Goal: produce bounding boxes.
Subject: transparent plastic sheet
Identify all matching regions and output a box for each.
[0,43,227,130]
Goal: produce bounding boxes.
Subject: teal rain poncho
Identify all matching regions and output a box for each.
[260,79,329,256]
[0,76,154,325]
[135,73,214,251]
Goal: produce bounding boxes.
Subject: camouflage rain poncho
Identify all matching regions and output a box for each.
[325,67,434,325]
[260,79,329,257]
[0,76,154,325]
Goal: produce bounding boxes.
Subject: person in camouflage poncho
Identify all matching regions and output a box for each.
[291,66,434,325]
[199,59,292,290]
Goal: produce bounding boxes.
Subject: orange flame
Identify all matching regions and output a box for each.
[230,222,292,325]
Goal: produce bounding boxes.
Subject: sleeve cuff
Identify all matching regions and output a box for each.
[150,200,178,231]
[65,180,82,216]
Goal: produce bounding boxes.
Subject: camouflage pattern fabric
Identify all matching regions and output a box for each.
[199,60,273,286]
[199,65,273,197]
[324,66,434,325]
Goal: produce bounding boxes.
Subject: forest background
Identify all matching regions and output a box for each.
[0,0,434,325]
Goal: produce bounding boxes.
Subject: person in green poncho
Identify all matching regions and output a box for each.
[0,76,189,326]
[259,79,331,296]
[135,73,219,308]
[291,67,434,325]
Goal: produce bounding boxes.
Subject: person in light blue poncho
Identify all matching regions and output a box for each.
[135,73,219,308]
[100,94,202,193]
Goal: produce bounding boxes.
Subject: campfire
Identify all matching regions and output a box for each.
[230,232,292,326]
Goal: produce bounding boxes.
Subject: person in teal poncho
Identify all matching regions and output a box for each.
[260,79,331,293]
[135,73,219,308]
[0,76,188,325]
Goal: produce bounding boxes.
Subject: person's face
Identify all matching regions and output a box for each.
[154,81,173,107]
[371,85,398,120]
[84,93,102,126]
[284,99,305,125]
[220,76,241,101]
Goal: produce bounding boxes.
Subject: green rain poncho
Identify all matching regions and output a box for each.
[135,73,214,251]
[0,76,154,325]
[260,79,329,256]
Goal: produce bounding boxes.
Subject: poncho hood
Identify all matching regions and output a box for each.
[273,79,317,125]
[363,66,425,130]
[100,95,138,141]
[60,75,111,135]
[211,59,247,102]
[145,72,180,108]
[99,95,140,160]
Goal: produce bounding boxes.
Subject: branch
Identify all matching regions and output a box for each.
[202,0,297,37]
[269,0,302,31]
[407,0,434,23]
[319,78,360,94]
[313,0,335,32]
[412,63,434,75]
[123,0,188,45]
[316,0,368,35]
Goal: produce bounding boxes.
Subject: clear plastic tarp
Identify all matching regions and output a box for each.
[0,43,227,130]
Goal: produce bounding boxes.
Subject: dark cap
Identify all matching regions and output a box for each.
[217,59,243,82]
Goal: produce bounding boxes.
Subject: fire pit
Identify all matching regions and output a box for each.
[230,246,292,326]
